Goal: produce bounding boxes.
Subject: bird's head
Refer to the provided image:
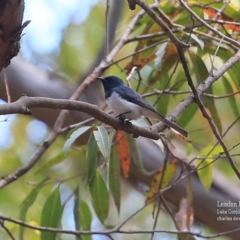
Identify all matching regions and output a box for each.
[97,75,124,92]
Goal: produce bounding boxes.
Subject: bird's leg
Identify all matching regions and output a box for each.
[116,112,132,125]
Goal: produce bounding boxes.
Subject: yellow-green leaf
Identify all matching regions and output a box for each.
[146,159,178,202]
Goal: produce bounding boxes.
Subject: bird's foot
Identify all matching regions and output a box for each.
[116,113,132,125]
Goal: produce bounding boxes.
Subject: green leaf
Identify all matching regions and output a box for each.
[177,103,198,128]
[89,170,109,224]
[79,200,92,239]
[197,145,223,191]
[197,159,212,191]
[93,126,109,160]
[223,76,240,123]
[127,134,155,176]
[73,186,92,240]
[188,52,222,134]
[19,178,49,240]
[155,71,170,116]
[63,126,90,154]
[198,145,223,157]
[109,146,121,214]
[87,134,99,186]
[73,186,80,232]
[214,48,240,89]
[40,187,63,240]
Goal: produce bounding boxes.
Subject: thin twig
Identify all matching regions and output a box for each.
[0,220,16,240]
[0,214,239,239]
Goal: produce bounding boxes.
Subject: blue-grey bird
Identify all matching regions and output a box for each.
[98,75,188,137]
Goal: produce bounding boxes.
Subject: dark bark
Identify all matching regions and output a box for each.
[0,0,29,70]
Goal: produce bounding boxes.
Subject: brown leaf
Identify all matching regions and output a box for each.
[174,198,194,231]
[115,131,131,178]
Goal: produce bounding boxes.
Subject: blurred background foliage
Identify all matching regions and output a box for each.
[0,0,240,239]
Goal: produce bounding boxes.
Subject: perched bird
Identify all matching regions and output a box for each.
[98,75,188,137]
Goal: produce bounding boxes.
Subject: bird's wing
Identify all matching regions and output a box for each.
[118,86,188,137]
[118,86,160,114]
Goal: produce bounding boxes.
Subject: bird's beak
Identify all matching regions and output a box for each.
[97,77,104,81]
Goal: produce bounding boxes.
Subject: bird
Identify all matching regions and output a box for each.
[97,75,188,137]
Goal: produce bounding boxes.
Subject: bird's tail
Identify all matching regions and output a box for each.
[147,109,188,137]
[161,117,188,137]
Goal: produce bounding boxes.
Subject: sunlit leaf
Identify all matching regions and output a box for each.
[40,187,63,240]
[89,170,109,224]
[146,159,178,202]
[196,159,212,191]
[198,145,224,159]
[93,126,109,160]
[109,145,121,214]
[197,145,223,190]
[63,126,90,154]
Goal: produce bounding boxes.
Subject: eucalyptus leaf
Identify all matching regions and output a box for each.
[63,126,90,154]
[93,126,109,160]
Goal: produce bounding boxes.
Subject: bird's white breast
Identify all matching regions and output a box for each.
[106,92,142,120]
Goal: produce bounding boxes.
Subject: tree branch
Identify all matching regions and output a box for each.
[0,213,239,239]
[0,96,161,140]
[133,0,240,179]
[0,5,154,190]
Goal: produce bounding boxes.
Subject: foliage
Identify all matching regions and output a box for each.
[0,0,240,240]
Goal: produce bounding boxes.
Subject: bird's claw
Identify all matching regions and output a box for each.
[116,114,132,125]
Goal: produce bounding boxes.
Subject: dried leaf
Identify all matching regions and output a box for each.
[175,198,194,231]
[115,131,131,178]
[146,159,178,202]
